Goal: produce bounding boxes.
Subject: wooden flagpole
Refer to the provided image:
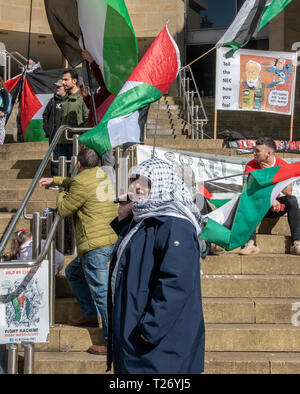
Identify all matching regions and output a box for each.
[213,109,218,140]
[181,46,217,70]
[289,115,294,141]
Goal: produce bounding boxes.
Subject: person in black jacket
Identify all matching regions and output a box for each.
[42,80,66,176]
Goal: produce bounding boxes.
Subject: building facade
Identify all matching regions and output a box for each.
[0,0,298,97]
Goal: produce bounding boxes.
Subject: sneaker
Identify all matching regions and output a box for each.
[239,240,260,255]
[290,240,300,255]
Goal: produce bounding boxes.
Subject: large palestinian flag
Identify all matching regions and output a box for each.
[4,68,95,142]
[44,0,138,95]
[78,25,181,157]
[218,0,292,58]
[201,162,300,251]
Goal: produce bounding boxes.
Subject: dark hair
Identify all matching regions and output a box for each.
[10,230,32,260]
[255,137,276,152]
[62,69,79,84]
[77,146,100,168]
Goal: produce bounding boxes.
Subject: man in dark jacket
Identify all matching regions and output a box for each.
[42,79,66,176]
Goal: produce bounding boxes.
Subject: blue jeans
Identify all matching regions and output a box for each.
[65,245,114,344]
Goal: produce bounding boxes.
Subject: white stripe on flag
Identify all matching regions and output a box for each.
[270,177,298,204]
[118,81,142,96]
[108,110,140,148]
[33,94,53,119]
[77,0,107,75]
[217,0,257,46]
[205,194,240,225]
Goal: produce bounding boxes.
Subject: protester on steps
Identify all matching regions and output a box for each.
[42,79,66,176]
[239,136,300,256]
[10,229,64,275]
[39,146,117,356]
[106,157,206,374]
[59,69,89,166]
[0,76,11,145]
[80,50,115,171]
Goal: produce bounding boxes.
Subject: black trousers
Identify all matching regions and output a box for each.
[250,195,300,244]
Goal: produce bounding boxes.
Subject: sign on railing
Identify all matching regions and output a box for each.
[0,261,49,345]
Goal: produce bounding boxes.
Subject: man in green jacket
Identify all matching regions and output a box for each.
[39,146,117,355]
[58,69,89,166]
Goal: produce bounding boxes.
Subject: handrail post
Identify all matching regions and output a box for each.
[46,211,56,327]
[22,342,34,374]
[6,344,18,374]
[32,212,41,259]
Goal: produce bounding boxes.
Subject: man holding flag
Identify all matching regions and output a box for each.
[239,137,300,255]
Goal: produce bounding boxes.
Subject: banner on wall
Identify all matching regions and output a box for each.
[136,145,300,207]
[0,261,49,344]
[228,139,300,153]
[215,47,298,115]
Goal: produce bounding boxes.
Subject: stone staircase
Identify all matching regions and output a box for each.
[1,127,300,373]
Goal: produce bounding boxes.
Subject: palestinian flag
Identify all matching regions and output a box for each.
[201,162,300,250]
[5,68,97,142]
[44,0,138,95]
[78,24,181,157]
[4,74,23,122]
[217,0,292,58]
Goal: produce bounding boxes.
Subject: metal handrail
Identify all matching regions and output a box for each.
[178,65,209,139]
[0,125,71,259]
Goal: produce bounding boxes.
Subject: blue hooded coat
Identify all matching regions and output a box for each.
[107,214,205,374]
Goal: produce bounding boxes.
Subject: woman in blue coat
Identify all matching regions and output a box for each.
[107,158,206,374]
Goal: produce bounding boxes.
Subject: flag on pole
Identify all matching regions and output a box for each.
[217,0,292,58]
[201,161,300,250]
[44,0,138,95]
[78,24,181,157]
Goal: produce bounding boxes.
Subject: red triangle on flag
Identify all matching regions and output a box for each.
[21,76,42,137]
[128,25,180,95]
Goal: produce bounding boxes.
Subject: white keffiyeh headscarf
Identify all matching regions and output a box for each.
[130,157,205,235]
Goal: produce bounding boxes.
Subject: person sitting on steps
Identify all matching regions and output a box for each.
[239,136,300,256]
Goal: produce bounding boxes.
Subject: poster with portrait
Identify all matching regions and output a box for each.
[0,261,49,344]
[215,47,298,115]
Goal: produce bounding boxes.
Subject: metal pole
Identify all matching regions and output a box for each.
[6,344,18,374]
[46,211,56,327]
[22,342,34,374]
[57,156,66,254]
[32,212,41,259]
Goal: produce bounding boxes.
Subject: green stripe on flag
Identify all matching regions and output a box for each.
[24,119,48,142]
[259,0,292,30]
[79,83,161,157]
[103,1,138,94]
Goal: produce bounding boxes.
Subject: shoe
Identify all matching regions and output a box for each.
[87,344,107,355]
[69,317,98,327]
[239,240,260,255]
[290,240,300,255]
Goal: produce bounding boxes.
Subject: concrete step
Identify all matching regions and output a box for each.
[204,351,300,374]
[0,141,48,153]
[0,167,51,180]
[33,324,104,353]
[0,200,56,214]
[18,351,300,374]
[203,253,300,275]
[29,322,300,354]
[18,351,108,375]
[203,297,300,324]
[205,324,300,352]
[55,296,300,325]
[202,274,300,298]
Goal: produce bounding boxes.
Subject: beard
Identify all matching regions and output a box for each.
[247,76,259,88]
